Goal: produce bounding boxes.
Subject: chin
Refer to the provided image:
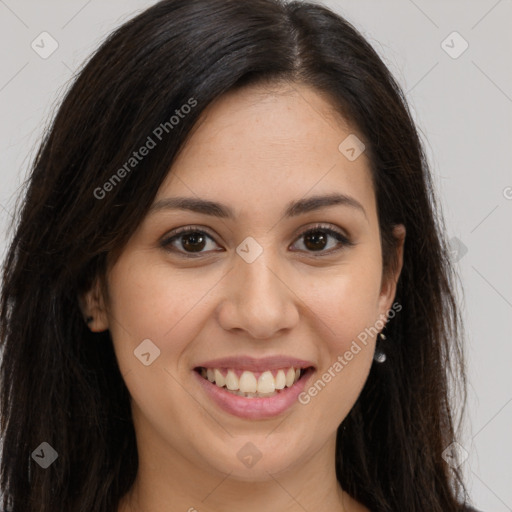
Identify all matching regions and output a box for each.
[200,436,307,481]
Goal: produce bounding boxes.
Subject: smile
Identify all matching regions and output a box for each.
[197,366,306,397]
[193,357,316,419]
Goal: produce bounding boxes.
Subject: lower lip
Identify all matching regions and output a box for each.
[193,368,315,420]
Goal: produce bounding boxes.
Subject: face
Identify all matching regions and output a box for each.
[84,82,404,484]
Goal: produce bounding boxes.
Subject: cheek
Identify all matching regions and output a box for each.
[105,255,220,373]
[295,266,381,426]
[104,256,219,441]
[302,258,384,344]
[297,255,383,391]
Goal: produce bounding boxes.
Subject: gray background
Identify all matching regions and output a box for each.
[0,1,511,510]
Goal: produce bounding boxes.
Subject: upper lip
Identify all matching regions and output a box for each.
[195,355,315,372]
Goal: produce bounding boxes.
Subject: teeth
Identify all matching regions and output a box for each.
[257,371,275,394]
[229,389,278,399]
[214,369,225,388]
[225,370,238,391]
[239,371,257,393]
[200,366,304,394]
[275,369,286,390]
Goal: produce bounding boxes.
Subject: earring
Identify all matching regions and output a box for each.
[373,332,387,363]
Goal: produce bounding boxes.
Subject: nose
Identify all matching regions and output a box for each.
[215,248,300,340]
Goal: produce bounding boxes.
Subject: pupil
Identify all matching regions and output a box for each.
[179,230,328,253]
[305,231,326,251]
[182,232,205,252]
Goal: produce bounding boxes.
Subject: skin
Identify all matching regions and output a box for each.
[83,81,405,512]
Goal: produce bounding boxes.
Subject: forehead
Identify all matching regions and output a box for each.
[156,82,376,223]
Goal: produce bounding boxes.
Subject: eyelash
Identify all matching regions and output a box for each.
[160,223,354,258]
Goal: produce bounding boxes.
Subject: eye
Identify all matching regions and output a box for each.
[160,223,354,258]
[290,223,354,255]
[160,226,221,257]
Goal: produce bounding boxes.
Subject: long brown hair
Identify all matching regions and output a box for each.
[1,1,470,510]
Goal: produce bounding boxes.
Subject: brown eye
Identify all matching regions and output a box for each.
[180,232,207,252]
[291,225,354,255]
[303,230,329,251]
[161,227,220,256]
[161,223,354,258]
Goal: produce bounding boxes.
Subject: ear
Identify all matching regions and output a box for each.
[378,224,406,316]
[78,277,109,332]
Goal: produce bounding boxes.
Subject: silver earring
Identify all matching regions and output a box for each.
[373,332,387,363]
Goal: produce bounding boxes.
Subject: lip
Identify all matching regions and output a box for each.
[195,355,315,372]
[193,366,315,420]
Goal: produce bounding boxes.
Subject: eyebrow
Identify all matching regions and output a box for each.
[149,193,367,221]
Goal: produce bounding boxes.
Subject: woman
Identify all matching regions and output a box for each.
[0,0,481,510]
